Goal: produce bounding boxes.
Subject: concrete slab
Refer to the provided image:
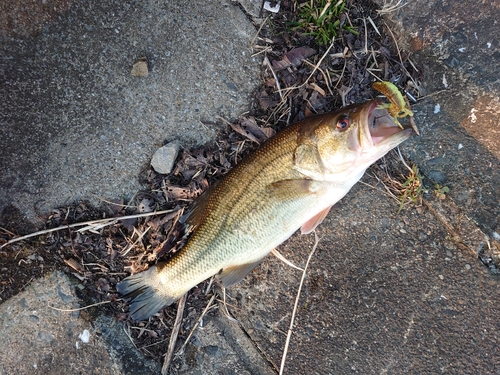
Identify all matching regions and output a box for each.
[229,189,500,374]
[0,271,160,374]
[381,0,500,241]
[1,0,499,374]
[0,0,262,226]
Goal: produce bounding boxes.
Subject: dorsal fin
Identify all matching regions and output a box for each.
[180,180,221,230]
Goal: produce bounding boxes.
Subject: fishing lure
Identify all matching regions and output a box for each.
[373,81,414,129]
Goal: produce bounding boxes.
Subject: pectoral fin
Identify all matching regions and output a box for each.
[266,179,313,200]
[301,205,332,234]
[218,258,265,288]
[266,179,327,202]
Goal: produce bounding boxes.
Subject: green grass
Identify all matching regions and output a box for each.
[433,184,450,200]
[287,0,358,45]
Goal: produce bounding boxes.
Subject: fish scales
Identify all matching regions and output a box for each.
[117,100,414,320]
[157,123,309,292]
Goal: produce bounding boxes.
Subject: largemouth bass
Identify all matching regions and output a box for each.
[117,99,413,321]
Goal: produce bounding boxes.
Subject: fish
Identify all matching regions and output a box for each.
[116,99,414,321]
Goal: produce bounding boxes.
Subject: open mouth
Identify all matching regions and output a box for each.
[367,99,409,145]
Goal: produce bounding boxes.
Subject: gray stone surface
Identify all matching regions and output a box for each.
[0,0,262,225]
[229,191,500,374]
[175,313,275,374]
[0,271,160,375]
[1,0,499,374]
[381,0,500,240]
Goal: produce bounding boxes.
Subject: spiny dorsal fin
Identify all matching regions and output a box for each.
[180,180,221,230]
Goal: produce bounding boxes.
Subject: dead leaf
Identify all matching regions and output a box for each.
[257,91,279,110]
[284,46,316,66]
[272,46,317,71]
[260,127,276,139]
[240,117,269,143]
[64,258,84,273]
[165,186,192,200]
[138,198,154,213]
[229,122,260,143]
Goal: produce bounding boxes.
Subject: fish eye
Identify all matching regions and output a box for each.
[336,116,350,131]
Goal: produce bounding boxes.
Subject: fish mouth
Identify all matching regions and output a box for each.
[365,99,413,147]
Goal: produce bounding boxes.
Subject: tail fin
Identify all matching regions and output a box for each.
[116,265,179,321]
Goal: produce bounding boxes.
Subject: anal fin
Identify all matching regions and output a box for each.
[301,205,332,234]
[218,259,264,288]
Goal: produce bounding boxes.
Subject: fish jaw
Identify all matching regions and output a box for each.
[357,99,414,161]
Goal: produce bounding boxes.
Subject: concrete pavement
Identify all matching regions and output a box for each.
[1,0,499,374]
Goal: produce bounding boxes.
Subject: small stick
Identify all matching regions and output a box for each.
[220,287,238,323]
[265,56,283,100]
[271,249,304,271]
[279,38,336,95]
[162,293,187,375]
[175,294,217,357]
[279,231,320,375]
[0,209,174,249]
[250,15,269,46]
[123,324,137,349]
[378,0,408,14]
[48,300,111,312]
[384,21,418,88]
[90,193,137,208]
[367,16,381,36]
[120,225,152,256]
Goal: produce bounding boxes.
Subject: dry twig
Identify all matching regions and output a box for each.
[0,209,174,249]
[175,294,217,357]
[162,293,187,375]
[279,231,320,375]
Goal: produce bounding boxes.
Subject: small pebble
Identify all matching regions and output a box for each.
[151,141,180,174]
[131,57,148,77]
[79,329,90,344]
[465,264,471,270]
